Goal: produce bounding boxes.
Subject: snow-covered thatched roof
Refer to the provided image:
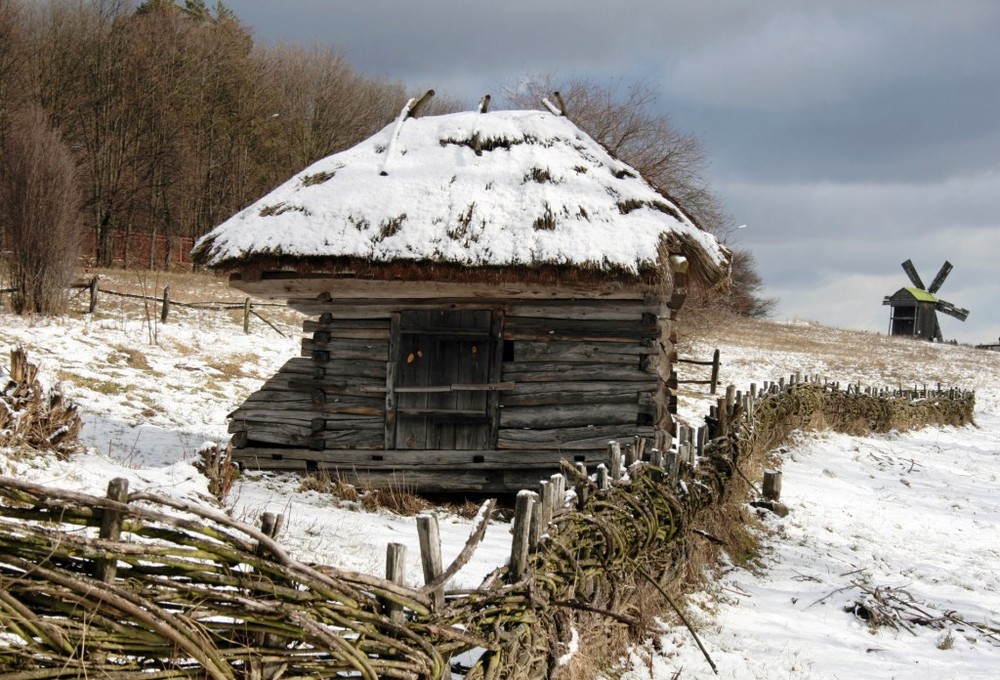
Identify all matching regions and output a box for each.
[193,105,729,285]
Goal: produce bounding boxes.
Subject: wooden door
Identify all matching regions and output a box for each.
[393,310,499,450]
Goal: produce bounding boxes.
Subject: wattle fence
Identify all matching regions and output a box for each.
[0,375,975,678]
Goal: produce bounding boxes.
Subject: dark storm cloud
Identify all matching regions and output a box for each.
[221,0,1000,343]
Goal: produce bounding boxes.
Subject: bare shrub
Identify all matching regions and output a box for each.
[195,441,238,503]
[0,348,81,457]
[0,105,81,314]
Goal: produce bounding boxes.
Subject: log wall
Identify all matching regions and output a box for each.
[229,291,673,492]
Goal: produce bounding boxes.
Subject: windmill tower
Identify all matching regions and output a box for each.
[883,260,969,341]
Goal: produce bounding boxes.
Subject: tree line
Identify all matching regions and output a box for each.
[0,0,772,317]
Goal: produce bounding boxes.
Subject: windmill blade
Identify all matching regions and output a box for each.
[901,259,925,289]
[927,261,953,294]
[935,299,969,321]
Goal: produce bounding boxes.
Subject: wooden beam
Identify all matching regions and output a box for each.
[232,276,654,302]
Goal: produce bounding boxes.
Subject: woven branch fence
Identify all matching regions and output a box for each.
[0,373,975,679]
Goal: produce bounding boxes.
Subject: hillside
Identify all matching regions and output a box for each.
[1,273,998,678]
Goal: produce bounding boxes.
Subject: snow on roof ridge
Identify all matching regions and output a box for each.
[193,104,729,279]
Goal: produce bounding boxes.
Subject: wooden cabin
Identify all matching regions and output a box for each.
[193,102,730,492]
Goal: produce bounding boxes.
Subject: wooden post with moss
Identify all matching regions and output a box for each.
[94,477,129,582]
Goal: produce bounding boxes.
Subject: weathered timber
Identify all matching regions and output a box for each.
[240,392,385,411]
[416,514,444,609]
[498,424,654,450]
[298,338,387,361]
[504,316,656,342]
[510,491,536,580]
[235,274,655,303]
[499,381,653,407]
[499,402,647,429]
[512,340,656,363]
[284,297,660,321]
[230,447,604,469]
[229,411,383,429]
[501,362,655,382]
[229,423,381,449]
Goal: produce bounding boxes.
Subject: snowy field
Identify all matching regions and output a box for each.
[1,284,998,678]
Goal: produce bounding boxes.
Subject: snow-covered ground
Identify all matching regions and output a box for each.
[2,296,998,678]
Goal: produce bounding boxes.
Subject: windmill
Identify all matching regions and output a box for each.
[883,260,969,341]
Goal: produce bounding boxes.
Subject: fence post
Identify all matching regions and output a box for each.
[160,285,170,323]
[94,477,129,582]
[596,464,610,490]
[510,490,536,581]
[762,470,782,501]
[384,543,407,623]
[88,276,99,314]
[709,348,721,395]
[416,514,444,609]
[607,441,622,481]
[243,297,251,334]
[574,462,589,510]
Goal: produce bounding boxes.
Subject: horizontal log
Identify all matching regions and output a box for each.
[504,316,656,342]
[233,275,654,302]
[302,318,392,333]
[499,402,641,429]
[283,357,386,379]
[234,423,383,449]
[230,405,385,424]
[500,381,653,407]
[393,382,514,393]
[512,340,657,363]
[502,362,656,383]
[506,300,664,321]
[231,446,606,470]
[230,446,623,490]
[498,424,653,450]
[298,337,388,361]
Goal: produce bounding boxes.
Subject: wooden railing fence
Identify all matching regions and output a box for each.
[676,347,721,394]
[1,276,286,336]
[0,375,975,678]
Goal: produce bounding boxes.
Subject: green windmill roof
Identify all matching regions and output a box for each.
[904,287,938,303]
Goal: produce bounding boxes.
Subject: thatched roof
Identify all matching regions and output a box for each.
[192,105,729,286]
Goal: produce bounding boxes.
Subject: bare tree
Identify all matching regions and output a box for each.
[0,105,81,314]
[0,0,25,147]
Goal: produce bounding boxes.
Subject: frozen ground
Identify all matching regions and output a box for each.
[2,299,998,678]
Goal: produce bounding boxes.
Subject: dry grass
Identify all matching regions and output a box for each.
[680,312,983,389]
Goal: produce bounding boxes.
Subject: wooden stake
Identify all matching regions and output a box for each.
[608,441,622,481]
[510,491,535,581]
[94,477,129,582]
[384,543,407,623]
[160,286,170,323]
[709,348,720,395]
[87,276,99,313]
[416,514,444,609]
[763,470,782,501]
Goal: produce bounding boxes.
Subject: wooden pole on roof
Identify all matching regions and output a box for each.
[554,91,568,116]
[407,89,435,118]
[478,94,491,113]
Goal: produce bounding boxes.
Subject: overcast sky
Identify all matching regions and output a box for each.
[223,0,999,345]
